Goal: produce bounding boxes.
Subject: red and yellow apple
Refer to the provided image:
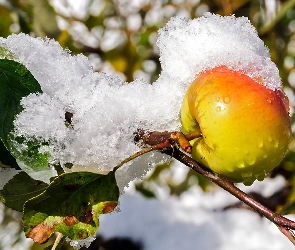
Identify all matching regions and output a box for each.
[181,66,292,185]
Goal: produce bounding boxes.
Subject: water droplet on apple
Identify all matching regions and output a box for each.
[263,154,268,159]
[226,165,234,172]
[244,155,256,165]
[223,96,230,104]
[243,179,255,186]
[274,141,279,148]
[237,162,245,168]
[215,103,226,112]
[256,171,266,181]
[241,171,252,179]
[267,136,273,142]
[215,106,222,112]
[258,141,263,148]
[276,89,290,113]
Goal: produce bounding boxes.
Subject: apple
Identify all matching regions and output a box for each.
[181,66,292,185]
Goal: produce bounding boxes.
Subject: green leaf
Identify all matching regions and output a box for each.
[0,139,19,169]
[0,59,42,146]
[0,59,54,180]
[23,171,119,244]
[11,138,51,171]
[0,171,48,211]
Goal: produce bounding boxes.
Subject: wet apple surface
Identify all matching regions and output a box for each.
[181,66,292,185]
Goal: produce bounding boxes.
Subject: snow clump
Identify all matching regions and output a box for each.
[0,13,282,184]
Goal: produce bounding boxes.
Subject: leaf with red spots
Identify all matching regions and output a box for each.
[23,171,119,243]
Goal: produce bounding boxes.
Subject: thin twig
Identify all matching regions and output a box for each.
[51,233,63,250]
[114,140,172,171]
[278,226,295,246]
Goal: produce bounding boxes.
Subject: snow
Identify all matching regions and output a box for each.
[157,13,282,91]
[0,168,20,189]
[98,192,293,250]
[0,203,32,250]
[0,13,283,185]
[0,9,292,250]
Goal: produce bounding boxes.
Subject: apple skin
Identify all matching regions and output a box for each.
[181,66,292,185]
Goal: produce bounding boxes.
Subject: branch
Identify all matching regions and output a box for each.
[168,148,295,229]
[134,130,295,245]
[51,233,63,250]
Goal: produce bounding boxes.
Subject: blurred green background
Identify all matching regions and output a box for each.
[1,0,295,249]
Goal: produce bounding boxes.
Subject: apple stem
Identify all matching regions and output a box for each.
[182,130,202,141]
[133,129,295,245]
[170,132,193,153]
[133,129,202,153]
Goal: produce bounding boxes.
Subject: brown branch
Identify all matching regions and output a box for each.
[167,148,295,230]
[134,130,295,245]
[278,226,295,245]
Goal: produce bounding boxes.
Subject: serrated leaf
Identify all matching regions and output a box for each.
[0,59,42,146]
[23,171,119,243]
[0,171,48,211]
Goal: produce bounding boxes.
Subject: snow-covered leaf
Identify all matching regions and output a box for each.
[0,59,55,179]
[0,47,16,60]
[23,171,119,243]
[0,59,41,145]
